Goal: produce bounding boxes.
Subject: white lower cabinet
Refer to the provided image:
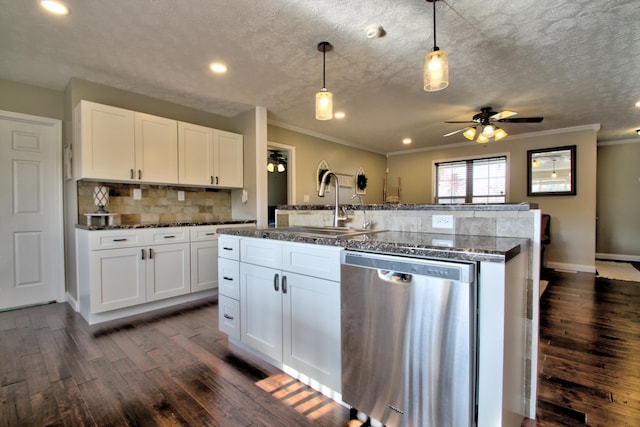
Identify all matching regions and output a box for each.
[145,243,190,302]
[222,236,342,392]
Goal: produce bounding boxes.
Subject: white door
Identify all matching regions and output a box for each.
[0,110,64,310]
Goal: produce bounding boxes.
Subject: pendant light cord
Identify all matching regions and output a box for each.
[432,0,438,50]
[322,44,326,90]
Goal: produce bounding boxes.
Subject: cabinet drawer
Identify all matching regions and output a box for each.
[89,230,144,249]
[147,227,189,245]
[282,242,342,282]
[219,295,240,340]
[218,258,240,299]
[190,226,219,242]
[218,235,241,260]
[240,237,282,267]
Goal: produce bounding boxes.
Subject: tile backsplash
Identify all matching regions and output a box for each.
[77,181,232,225]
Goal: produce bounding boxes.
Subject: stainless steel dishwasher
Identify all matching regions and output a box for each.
[341,250,477,427]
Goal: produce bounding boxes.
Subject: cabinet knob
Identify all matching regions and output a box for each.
[273,273,280,292]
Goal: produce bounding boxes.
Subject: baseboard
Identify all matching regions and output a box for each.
[66,292,79,311]
[547,261,595,273]
[596,252,640,262]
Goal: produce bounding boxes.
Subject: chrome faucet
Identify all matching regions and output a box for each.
[318,170,347,227]
[351,194,371,229]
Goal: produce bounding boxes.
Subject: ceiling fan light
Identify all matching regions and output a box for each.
[277,163,286,173]
[532,159,540,168]
[494,128,508,140]
[476,134,489,143]
[267,162,275,172]
[315,89,333,120]
[463,127,477,140]
[423,49,449,92]
[482,124,496,137]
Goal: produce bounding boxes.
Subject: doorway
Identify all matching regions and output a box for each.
[267,142,295,226]
[0,110,65,310]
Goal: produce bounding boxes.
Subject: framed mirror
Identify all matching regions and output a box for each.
[527,145,576,196]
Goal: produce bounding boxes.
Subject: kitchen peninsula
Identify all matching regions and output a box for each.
[218,202,541,427]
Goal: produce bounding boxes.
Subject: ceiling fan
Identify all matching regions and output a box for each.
[444,107,544,143]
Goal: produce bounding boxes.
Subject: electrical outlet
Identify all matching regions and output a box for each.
[178,190,185,201]
[432,214,454,229]
[133,188,142,200]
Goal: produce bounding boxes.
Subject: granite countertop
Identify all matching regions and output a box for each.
[277,202,537,211]
[218,227,529,263]
[76,220,256,231]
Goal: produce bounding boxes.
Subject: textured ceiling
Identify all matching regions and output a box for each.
[1,0,639,153]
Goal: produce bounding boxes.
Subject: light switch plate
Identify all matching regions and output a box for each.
[178,190,185,201]
[133,188,142,200]
[432,214,454,229]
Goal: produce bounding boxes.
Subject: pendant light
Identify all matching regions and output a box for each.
[551,159,557,178]
[315,41,334,120]
[424,0,448,92]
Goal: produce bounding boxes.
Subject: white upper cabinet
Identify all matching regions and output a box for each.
[134,112,178,183]
[77,100,178,183]
[76,100,242,187]
[77,100,136,181]
[178,122,243,188]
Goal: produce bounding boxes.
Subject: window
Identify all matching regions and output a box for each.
[435,156,506,204]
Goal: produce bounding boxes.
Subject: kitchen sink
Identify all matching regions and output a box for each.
[277,226,383,239]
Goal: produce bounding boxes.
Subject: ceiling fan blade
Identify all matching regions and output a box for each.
[443,126,471,137]
[498,117,544,123]
[444,120,476,124]
[490,110,517,121]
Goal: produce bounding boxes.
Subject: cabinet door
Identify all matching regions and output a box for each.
[134,112,178,183]
[191,240,219,293]
[146,243,191,302]
[178,122,213,186]
[214,130,243,188]
[240,262,282,362]
[282,272,341,391]
[78,101,135,180]
[90,247,146,313]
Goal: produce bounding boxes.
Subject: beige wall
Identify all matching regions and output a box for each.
[596,141,640,258]
[387,127,598,271]
[0,78,64,120]
[267,125,387,204]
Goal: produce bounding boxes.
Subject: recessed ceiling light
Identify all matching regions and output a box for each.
[40,0,70,15]
[334,112,345,119]
[209,62,227,74]
[402,138,412,144]
[636,101,640,108]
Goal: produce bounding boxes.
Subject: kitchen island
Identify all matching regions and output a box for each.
[218,218,533,427]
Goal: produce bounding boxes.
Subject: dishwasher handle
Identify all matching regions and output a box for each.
[379,270,413,283]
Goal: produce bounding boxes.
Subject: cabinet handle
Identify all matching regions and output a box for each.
[130,169,134,179]
[223,276,233,281]
[149,248,154,259]
[138,169,141,180]
[163,235,176,239]
[273,274,279,292]
[215,176,219,185]
[223,314,234,320]
[205,232,216,236]
[223,247,233,251]
[113,238,127,242]
[141,249,146,260]
[210,176,214,185]
[282,275,287,294]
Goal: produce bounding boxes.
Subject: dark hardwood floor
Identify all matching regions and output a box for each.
[1,268,638,426]
[528,268,640,427]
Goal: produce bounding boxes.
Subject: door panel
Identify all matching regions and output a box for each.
[0,111,63,310]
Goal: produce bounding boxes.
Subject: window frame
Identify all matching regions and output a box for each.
[432,153,510,204]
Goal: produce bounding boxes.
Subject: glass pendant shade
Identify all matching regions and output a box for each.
[267,162,275,172]
[424,48,449,91]
[463,127,477,140]
[277,163,286,173]
[476,134,490,143]
[315,89,333,120]
[482,124,496,138]
[494,128,508,141]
